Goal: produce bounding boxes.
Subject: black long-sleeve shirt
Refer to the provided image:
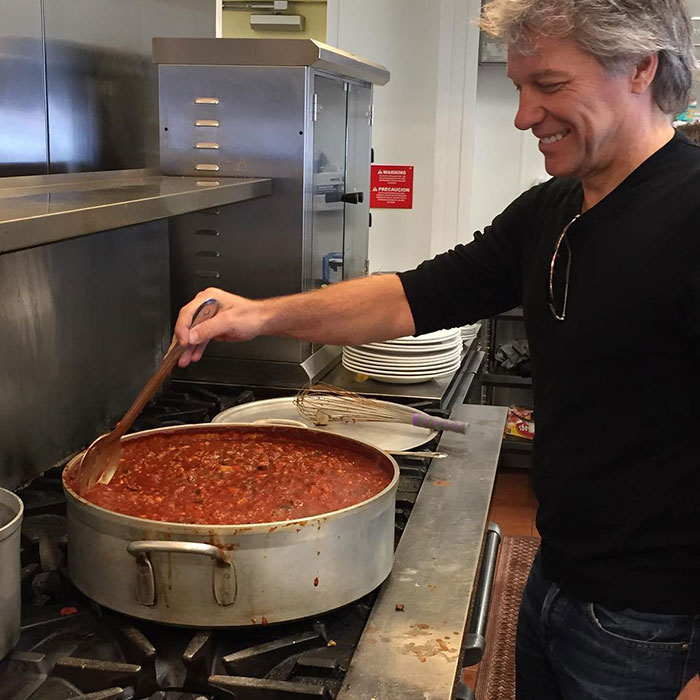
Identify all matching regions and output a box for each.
[399,131,700,614]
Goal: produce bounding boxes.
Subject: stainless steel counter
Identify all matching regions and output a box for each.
[0,169,271,254]
[337,403,507,700]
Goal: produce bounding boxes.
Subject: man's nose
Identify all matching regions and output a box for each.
[514,91,544,131]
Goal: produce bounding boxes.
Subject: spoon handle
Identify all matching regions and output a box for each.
[113,299,219,437]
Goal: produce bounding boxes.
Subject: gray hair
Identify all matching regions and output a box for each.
[480,0,697,115]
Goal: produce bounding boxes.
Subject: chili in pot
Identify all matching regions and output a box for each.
[66,428,392,525]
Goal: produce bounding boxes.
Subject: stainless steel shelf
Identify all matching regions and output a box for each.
[0,169,272,254]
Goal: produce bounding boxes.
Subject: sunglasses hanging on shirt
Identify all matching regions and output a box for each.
[548,214,580,321]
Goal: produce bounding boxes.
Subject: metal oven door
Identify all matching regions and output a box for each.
[343,82,372,280]
[310,73,348,288]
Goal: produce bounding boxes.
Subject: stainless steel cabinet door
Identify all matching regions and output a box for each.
[343,82,372,280]
[311,75,348,288]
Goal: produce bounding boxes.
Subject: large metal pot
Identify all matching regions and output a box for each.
[62,424,398,627]
[0,487,23,659]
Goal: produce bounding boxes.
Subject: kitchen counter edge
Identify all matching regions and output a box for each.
[337,403,507,700]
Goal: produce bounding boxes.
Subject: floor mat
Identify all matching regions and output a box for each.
[474,535,540,700]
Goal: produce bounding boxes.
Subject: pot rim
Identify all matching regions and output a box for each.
[0,487,24,539]
[62,422,399,532]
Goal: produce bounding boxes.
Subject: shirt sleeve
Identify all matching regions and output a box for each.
[397,186,536,335]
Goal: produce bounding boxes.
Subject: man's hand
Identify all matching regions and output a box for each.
[677,675,700,700]
[174,288,268,367]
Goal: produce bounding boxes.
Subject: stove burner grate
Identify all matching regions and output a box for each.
[2,591,374,700]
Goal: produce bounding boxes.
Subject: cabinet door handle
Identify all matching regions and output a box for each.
[462,522,502,667]
[341,192,364,204]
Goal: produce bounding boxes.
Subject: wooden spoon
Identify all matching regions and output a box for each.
[74,298,219,493]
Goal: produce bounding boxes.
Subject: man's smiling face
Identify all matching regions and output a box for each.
[507,33,637,181]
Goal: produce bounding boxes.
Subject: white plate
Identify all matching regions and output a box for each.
[341,355,461,375]
[379,340,460,350]
[343,345,462,367]
[210,397,437,451]
[379,335,461,348]
[358,338,463,355]
[342,355,462,376]
[342,350,461,368]
[386,328,460,344]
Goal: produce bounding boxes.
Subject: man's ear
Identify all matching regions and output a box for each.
[630,52,659,95]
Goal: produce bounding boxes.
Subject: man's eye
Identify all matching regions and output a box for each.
[538,82,564,93]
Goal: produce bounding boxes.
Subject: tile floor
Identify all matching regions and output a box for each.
[462,467,539,691]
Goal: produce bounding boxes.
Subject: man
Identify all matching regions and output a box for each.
[175,1,700,698]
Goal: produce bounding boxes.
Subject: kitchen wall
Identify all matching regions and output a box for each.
[327,0,547,274]
[469,63,548,236]
[223,0,326,40]
[328,0,484,272]
[329,0,699,271]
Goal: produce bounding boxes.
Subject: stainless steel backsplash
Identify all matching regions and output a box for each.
[0,0,216,176]
[0,0,217,488]
[0,223,170,490]
[0,0,47,176]
[43,0,217,173]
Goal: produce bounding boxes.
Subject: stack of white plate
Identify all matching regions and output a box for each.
[342,328,462,384]
[460,323,480,344]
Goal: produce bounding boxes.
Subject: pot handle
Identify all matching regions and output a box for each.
[126,540,236,608]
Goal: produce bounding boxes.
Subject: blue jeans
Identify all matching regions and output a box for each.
[516,551,700,700]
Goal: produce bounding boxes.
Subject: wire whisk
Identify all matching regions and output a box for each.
[294,384,468,434]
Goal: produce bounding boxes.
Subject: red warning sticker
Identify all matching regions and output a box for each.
[370,165,414,209]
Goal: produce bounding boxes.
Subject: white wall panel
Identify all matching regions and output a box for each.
[329,0,546,269]
[431,0,481,255]
[329,0,445,272]
[469,63,547,236]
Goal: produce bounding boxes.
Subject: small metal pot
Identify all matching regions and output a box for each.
[0,488,23,659]
[62,424,398,627]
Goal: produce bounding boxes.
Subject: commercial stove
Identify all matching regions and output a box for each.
[1,376,506,700]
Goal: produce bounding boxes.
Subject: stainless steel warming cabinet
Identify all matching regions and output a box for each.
[153,38,390,387]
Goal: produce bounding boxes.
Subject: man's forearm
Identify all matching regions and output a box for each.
[175,274,416,366]
[260,274,415,345]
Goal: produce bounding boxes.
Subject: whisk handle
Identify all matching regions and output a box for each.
[412,413,469,435]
